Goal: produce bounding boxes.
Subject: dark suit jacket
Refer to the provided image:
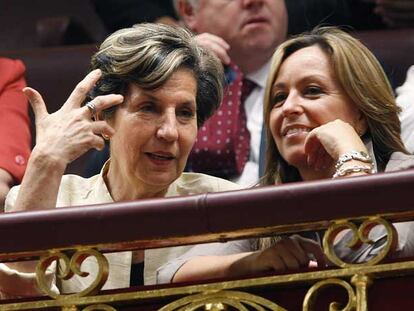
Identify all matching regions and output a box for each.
[286,0,386,35]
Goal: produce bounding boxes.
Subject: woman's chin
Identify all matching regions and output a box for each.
[283,153,307,169]
[142,172,179,188]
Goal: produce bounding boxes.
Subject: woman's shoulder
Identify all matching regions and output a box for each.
[57,174,105,206]
[169,173,244,196]
[5,174,104,211]
[59,173,99,190]
[385,152,414,172]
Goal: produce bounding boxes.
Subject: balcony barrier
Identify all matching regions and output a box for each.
[1,169,414,310]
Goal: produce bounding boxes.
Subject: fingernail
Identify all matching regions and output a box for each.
[93,69,102,76]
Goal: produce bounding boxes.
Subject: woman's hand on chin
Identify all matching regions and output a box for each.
[23,70,123,166]
[303,119,367,171]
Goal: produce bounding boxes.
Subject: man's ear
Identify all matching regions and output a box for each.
[179,0,198,31]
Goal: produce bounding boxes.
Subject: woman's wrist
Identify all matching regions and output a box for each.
[333,150,375,178]
[29,147,67,174]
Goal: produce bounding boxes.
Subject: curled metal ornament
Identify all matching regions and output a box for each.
[82,304,117,311]
[323,217,398,268]
[303,278,356,311]
[159,290,287,311]
[36,249,109,299]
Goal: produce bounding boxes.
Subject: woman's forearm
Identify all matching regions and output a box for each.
[0,168,13,212]
[172,252,257,283]
[11,147,66,212]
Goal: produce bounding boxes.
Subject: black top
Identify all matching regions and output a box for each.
[130,261,145,287]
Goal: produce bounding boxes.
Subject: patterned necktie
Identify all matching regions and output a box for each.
[188,65,257,179]
[234,78,256,173]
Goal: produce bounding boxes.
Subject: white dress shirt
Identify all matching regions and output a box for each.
[396,65,414,153]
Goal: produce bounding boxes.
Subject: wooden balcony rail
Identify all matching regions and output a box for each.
[1,169,414,310]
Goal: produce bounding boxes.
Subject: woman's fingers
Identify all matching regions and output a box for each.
[83,94,124,119]
[267,252,286,272]
[313,144,332,170]
[91,121,115,140]
[297,236,327,268]
[285,236,309,266]
[305,120,367,169]
[23,87,48,120]
[65,69,102,109]
[304,129,324,167]
[263,235,326,273]
[273,240,301,270]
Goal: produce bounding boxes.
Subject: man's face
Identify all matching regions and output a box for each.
[187,0,288,61]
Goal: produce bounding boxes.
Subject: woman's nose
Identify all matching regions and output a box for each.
[281,93,303,117]
[156,113,179,142]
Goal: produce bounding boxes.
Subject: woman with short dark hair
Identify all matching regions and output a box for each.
[0,23,240,298]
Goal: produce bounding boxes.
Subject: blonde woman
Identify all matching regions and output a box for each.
[158,27,414,284]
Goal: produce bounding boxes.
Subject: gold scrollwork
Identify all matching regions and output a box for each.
[303,278,356,311]
[36,248,109,300]
[323,217,398,268]
[82,304,117,311]
[159,290,287,311]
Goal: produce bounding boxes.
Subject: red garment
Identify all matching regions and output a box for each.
[0,58,31,182]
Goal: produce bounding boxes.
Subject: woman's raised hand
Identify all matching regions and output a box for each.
[24,69,124,166]
[304,119,367,170]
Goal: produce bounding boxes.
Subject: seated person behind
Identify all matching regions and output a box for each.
[0,58,31,211]
[396,65,414,153]
[157,27,414,284]
[0,23,241,298]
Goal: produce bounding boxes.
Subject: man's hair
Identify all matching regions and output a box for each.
[88,22,223,127]
[262,26,408,185]
[172,0,199,19]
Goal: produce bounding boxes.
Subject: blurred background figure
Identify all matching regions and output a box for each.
[373,0,414,28]
[0,58,31,211]
[91,0,179,34]
[397,65,414,153]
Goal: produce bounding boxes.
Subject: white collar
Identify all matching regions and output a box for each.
[245,59,272,89]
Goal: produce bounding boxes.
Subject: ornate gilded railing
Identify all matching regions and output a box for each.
[1,169,414,310]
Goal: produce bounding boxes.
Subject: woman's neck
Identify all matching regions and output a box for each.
[104,161,169,202]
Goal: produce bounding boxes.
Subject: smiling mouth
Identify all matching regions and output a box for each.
[145,153,175,161]
[283,127,311,137]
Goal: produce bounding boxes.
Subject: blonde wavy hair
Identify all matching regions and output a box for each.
[262,27,408,186]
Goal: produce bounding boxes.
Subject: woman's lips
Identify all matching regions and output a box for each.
[145,152,175,164]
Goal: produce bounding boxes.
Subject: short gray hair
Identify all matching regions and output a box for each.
[88,22,223,127]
